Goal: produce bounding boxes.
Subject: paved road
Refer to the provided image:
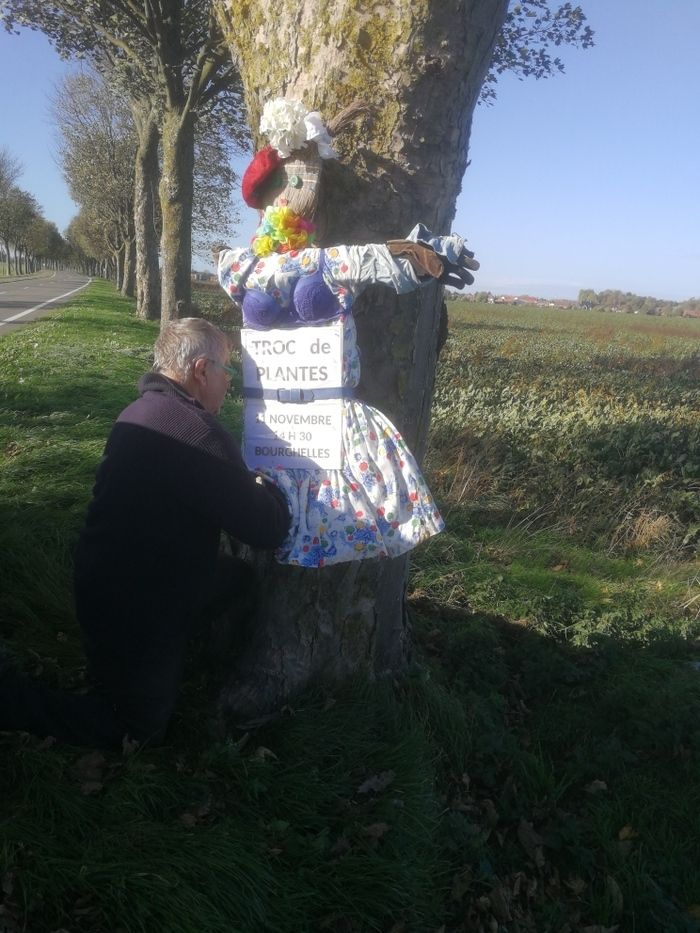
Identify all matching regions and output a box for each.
[0,271,92,336]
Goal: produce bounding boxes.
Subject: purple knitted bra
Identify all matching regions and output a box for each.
[241,250,341,329]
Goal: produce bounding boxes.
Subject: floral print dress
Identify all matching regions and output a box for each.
[218,240,446,567]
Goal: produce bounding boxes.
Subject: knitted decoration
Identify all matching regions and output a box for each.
[251,205,316,257]
[241,146,283,209]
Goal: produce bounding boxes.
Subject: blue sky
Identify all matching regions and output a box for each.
[1,1,698,300]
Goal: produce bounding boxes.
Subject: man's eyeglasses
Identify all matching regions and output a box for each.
[207,358,237,378]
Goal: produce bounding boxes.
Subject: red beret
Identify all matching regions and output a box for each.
[241,146,283,209]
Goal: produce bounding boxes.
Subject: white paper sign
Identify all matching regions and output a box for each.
[241,322,345,470]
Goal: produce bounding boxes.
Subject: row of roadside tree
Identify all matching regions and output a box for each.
[1,0,249,322]
[0,148,69,276]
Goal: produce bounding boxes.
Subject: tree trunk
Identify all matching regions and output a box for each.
[114,247,123,291]
[121,236,136,297]
[159,106,195,323]
[132,104,162,320]
[214,0,508,720]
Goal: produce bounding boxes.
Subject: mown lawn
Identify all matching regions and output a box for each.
[1,283,699,932]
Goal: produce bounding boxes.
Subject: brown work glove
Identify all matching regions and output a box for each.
[386,240,445,280]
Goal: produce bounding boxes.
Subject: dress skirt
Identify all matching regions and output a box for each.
[263,400,444,567]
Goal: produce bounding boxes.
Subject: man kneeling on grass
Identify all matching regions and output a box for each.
[0,318,290,749]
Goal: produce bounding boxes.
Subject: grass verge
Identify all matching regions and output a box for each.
[1,285,699,932]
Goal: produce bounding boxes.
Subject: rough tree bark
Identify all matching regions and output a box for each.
[132,103,161,320]
[214,0,509,719]
[121,235,136,298]
[159,106,195,323]
[113,246,122,292]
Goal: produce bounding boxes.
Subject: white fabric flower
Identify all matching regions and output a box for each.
[303,112,338,159]
[260,98,338,160]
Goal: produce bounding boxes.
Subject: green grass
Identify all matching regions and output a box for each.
[2,287,700,931]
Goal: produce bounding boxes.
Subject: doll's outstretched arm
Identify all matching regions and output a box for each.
[324,229,478,300]
[388,226,479,289]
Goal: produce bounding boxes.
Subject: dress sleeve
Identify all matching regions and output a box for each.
[217,247,256,301]
[322,244,422,301]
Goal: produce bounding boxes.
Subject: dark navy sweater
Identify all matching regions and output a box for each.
[74,373,290,653]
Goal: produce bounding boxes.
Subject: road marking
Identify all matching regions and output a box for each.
[0,278,93,326]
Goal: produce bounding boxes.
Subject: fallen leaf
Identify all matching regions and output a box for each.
[0,906,20,933]
[253,746,278,761]
[488,885,511,922]
[1,872,14,897]
[565,875,587,896]
[357,770,395,795]
[606,875,624,916]
[480,798,499,827]
[452,868,473,902]
[616,839,633,859]
[362,822,390,839]
[122,735,140,756]
[330,837,352,859]
[617,824,637,841]
[585,780,608,794]
[72,751,105,784]
[517,818,545,868]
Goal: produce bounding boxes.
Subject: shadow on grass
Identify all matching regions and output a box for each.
[1,591,699,931]
[407,599,700,931]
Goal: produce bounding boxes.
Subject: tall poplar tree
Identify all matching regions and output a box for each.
[210,0,510,719]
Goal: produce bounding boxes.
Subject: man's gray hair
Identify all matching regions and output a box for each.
[153,318,230,379]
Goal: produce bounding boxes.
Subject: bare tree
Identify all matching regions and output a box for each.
[0,186,39,275]
[0,146,22,197]
[65,209,110,275]
[0,147,25,272]
[52,70,136,293]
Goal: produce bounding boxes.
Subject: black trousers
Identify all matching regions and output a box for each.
[0,556,251,749]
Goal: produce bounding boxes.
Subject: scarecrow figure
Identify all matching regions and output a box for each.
[216,99,479,568]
